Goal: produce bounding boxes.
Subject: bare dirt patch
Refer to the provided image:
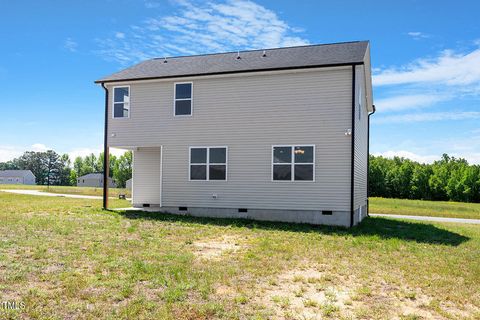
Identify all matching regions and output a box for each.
[43,262,65,274]
[192,235,242,260]
[255,267,352,319]
[252,266,468,320]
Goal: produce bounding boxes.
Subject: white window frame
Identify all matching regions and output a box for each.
[174,82,193,117]
[112,85,131,119]
[271,145,315,182]
[189,146,228,181]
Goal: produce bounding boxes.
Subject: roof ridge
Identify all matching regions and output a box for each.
[151,40,369,61]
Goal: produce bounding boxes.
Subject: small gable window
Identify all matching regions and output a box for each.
[174,82,192,116]
[113,86,130,118]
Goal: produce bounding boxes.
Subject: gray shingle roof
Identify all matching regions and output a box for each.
[78,173,113,180]
[95,41,369,83]
[0,170,34,178]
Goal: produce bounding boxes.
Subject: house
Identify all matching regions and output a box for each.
[95,41,375,227]
[126,178,132,190]
[0,170,36,185]
[77,173,116,188]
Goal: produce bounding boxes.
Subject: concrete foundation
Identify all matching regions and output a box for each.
[131,204,369,227]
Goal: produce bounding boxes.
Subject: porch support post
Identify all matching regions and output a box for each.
[101,83,109,210]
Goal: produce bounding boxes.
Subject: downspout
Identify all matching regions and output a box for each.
[101,83,109,210]
[366,104,376,217]
[350,65,356,227]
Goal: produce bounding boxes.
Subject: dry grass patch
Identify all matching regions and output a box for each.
[255,266,352,319]
[192,235,243,260]
[252,265,477,320]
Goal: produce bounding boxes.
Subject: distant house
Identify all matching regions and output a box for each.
[77,173,116,188]
[126,178,132,190]
[0,170,36,185]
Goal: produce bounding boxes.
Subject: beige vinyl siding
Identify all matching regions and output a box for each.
[353,65,369,210]
[109,67,353,211]
[132,147,161,206]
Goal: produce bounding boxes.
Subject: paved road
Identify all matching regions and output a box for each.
[1,189,104,200]
[370,213,480,224]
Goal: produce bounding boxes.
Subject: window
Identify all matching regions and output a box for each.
[272,145,314,181]
[189,147,227,181]
[113,86,130,118]
[174,82,192,116]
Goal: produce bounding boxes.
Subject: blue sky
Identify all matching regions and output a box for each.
[1,0,479,163]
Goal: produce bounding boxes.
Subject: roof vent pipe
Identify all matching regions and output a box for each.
[262,50,267,57]
[236,51,241,59]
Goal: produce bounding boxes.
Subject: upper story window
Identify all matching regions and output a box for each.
[190,147,227,181]
[174,82,192,116]
[272,145,315,181]
[113,86,130,118]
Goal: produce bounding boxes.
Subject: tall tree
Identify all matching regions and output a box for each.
[58,154,72,186]
[97,152,117,177]
[113,151,132,188]
[42,150,62,186]
[17,151,47,185]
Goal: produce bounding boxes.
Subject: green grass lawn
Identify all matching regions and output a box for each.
[370,197,480,220]
[0,193,479,319]
[0,184,131,198]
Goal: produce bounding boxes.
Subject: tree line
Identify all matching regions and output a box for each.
[0,150,132,188]
[3,150,479,201]
[369,154,480,203]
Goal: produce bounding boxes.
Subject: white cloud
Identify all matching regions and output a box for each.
[115,32,125,39]
[375,94,447,112]
[64,37,78,52]
[373,150,439,164]
[373,46,480,86]
[97,0,308,64]
[68,147,127,161]
[373,43,480,128]
[144,1,161,8]
[407,31,430,40]
[67,147,102,161]
[374,111,480,124]
[0,144,50,162]
[0,146,24,162]
[31,143,49,152]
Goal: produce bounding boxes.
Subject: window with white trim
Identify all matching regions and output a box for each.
[272,145,314,181]
[113,86,130,118]
[190,147,227,181]
[175,82,192,116]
